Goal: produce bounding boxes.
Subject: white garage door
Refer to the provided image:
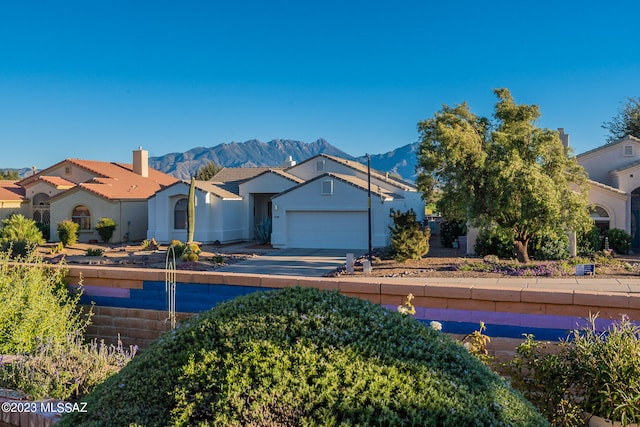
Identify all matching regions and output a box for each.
[287,211,368,249]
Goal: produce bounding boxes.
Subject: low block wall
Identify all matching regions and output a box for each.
[64,266,640,355]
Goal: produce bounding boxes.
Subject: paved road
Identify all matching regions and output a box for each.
[216,248,365,277]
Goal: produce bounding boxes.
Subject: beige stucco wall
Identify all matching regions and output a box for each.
[50,190,148,243]
[0,201,28,222]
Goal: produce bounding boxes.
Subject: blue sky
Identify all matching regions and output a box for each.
[1,1,639,168]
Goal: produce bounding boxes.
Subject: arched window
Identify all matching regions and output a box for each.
[590,205,610,234]
[174,198,188,229]
[72,205,91,230]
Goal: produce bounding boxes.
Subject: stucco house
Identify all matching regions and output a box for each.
[577,135,640,249]
[147,154,425,250]
[10,148,177,243]
[0,180,28,220]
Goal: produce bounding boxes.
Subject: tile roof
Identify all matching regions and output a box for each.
[47,159,177,201]
[248,169,305,184]
[293,154,416,191]
[0,181,25,202]
[210,167,280,183]
[39,176,75,189]
[588,179,627,195]
[193,181,242,200]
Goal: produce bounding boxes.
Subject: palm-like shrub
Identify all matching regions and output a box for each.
[0,214,45,258]
[60,287,548,427]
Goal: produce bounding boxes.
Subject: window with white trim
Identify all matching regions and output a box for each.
[316,159,325,172]
[624,145,634,156]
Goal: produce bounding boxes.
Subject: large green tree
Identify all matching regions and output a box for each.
[0,169,20,180]
[417,88,592,262]
[194,160,222,181]
[602,97,640,143]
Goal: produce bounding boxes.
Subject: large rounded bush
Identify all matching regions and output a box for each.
[61,287,547,427]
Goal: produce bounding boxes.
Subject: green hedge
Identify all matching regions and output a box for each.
[61,287,547,427]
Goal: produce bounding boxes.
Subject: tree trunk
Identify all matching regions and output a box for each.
[513,239,530,263]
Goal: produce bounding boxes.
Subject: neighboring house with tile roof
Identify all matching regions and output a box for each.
[16,148,177,243]
[576,135,640,249]
[0,180,28,220]
[148,153,424,250]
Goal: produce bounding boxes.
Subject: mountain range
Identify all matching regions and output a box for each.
[5,139,420,182]
[149,138,420,182]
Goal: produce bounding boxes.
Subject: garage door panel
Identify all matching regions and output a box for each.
[287,211,367,249]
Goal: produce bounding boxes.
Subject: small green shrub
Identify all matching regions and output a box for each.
[578,224,602,256]
[604,228,632,255]
[49,242,64,254]
[0,333,137,401]
[0,214,45,258]
[529,227,569,261]
[35,221,50,241]
[95,217,117,243]
[475,226,515,259]
[255,217,272,245]
[507,314,640,426]
[60,287,548,427]
[169,240,186,258]
[85,248,103,257]
[180,242,200,261]
[389,208,430,262]
[439,219,467,248]
[57,220,79,247]
[0,252,91,354]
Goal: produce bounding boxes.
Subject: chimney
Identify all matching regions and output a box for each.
[558,128,570,148]
[281,155,297,168]
[133,147,149,177]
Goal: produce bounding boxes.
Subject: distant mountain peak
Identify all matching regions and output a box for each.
[149,138,356,179]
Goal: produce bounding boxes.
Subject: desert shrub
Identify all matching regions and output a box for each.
[57,220,79,247]
[35,221,50,241]
[61,287,548,427]
[439,219,466,248]
[180,242,200,262]
[475,226,515,259]
[507,314,640,426]
[95,217,117,243]
[169,240,186,258]
[604,228,632,255]
[578,224,602,256]
[255,217,272,245]
[0,214,45,258]
[85,248,103,257]
[0,252,91,354]
[389,208,430,262]
[0,333,137,401]
[529,227,569,261]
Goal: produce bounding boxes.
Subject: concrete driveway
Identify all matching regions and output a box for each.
[216,248,365,277]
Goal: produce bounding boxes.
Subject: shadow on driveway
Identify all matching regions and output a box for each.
[216,248,365,277]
